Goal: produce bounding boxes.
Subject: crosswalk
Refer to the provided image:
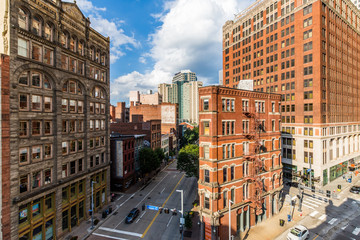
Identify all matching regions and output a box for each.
[308,211,360,237]
[301,195,327,210]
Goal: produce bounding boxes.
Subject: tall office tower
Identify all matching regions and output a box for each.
[1,0,110,239]
[222,0,360,186]
[172,70,197,122]
[183,81,203,124]
[198,86,282,239]
[158,83,178,104]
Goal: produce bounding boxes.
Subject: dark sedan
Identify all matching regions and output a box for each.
[125,208,140,224]
[350,186,360,194]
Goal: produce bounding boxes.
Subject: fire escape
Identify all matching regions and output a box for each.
[243,105,266,216]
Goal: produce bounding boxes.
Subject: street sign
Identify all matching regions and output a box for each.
[180,217,185,224]
[307,169,312,173]
[146,205,159,211]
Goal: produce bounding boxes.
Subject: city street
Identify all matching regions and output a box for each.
[275,181,360,240]
[88,160,198,240]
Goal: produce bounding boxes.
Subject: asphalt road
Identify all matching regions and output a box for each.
[88,160,198,240]
[276,183,360,240]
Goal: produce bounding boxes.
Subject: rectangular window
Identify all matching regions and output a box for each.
[203,121,210,135]
[204,145,209,159]
[20,175,28,193]
[18,38,29,57]
[44,121,52,135]
[61,54,69,70]
[32,145,41,161]
[44,169,52,185]
[31,95,42,111]
[203,99,209,111]
[32,171,42,189]
[43,48,53,65]
[19,148,29,164]
[44,144,52,159]
[32,44,42,61]
[62,142,68,155]
[62,99,68,112]
[204,169,210,183]
[19,121,28,137]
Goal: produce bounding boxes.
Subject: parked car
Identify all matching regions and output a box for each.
[125,208,140,224]
[350,186,360,194]
[287,225,309,240]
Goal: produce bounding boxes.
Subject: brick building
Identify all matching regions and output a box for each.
[110,120,161,150]
[110,135,136,191]
[222,0,360,186]
[198,86,282,240]
[0,0,110,239]
[129,102,178,134]
[110,102,129,123]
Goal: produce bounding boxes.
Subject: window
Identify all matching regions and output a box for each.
[303,17,313,27]
[203,99,209,111]
[18,38,29,57]
[32,146,41,161]
[44,96,52,112]
[19,148,29,164]
[204,195,210,209]
[31,44,42,61]
[223,167,227,182]
[230,166,234,180]
[204,169,210,183]
[304,4,312,15]
[203,121,210,135]
[62,142,68,155]
[32,171,42,189]
[223,191,228,207]
[304,91,313,99]
[304,42,313,51]
[44,144,52,159]
[70,161,76,175]
[69,100,76,113]
[18,8,28,30]
[62,164,68,178]
[32,120,41,136]
[62,99,68,112]
[20,175,28,193]
[44,169,51,185]
[303,29,313,40]
[19,121,28,137]
[32,16,42,36]
[44,121,52,135]
[44,23,53,41]
[243,184,248,199]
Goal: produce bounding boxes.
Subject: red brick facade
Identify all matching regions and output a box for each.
[198,86,282,239]
[1,54,11,239]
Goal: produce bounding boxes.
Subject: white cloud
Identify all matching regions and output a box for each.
[111,0,253,104]
[68,0,139,64]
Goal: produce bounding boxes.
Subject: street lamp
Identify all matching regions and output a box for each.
[176,190,184,240]
[90,180,97,230]
[229,200,233,240]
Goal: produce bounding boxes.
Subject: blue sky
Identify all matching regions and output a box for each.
[72,0,254,105]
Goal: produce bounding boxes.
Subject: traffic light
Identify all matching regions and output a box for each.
[164,208,169,214]
[159,207,163,214]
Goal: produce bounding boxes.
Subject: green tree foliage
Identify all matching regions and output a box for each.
[139,148,160,174]
[177,144,199,178]
[180,127,199,147]
[154,148,165,162]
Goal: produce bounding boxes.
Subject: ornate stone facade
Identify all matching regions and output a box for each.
[3,0,110,239]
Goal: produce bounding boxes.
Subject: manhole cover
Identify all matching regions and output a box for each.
[184,231,192,237]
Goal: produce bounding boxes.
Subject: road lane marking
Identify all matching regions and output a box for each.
[99,227,143,237]
[312,234,319,240]
[302,200,319,207]
[136,211,147,223]
[119,194,135,207]
[167,215,174,227]
[328,218,337,225]
[310,211,319,217]
[302,203,315,210]
[93,233,129,240]
[318,214,326,221]
[160,187,165,194]
[305,197,324,204]
[353,227,360,235]
[341,224,348,230]
[141,174,185,238]
[135,173,169,208]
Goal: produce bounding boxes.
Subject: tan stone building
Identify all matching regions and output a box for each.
[222,0,360,186]
[0,0,110,239]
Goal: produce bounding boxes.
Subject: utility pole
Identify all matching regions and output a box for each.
[229,200,233,240]
[176,190,184,240]
[90,180,97,229]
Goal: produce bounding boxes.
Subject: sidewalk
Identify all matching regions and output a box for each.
[241,203,311,240]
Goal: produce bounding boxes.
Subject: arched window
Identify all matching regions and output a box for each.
[62,80,83,95]
[18,71,52,90]
[271,155,275,169]
[32,16,42,36]
[18,8,28,30]
[96,50,100,62]
[70,36,77,52]
[90,47,95,60]
[101,53,106,66]
[44,22,53,41]
[272,175,276,189]
[78,40,84,55]
[60,32,69,48]
[243,184,248,200]
[261,178,266,191]
[272,138,275,150]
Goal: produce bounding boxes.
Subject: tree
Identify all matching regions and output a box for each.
[139,148,160,174]
[154,148,165,163]
[176,144,199,178]
[180,127,199,147]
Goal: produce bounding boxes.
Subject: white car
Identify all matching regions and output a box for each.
[287,225,309,240]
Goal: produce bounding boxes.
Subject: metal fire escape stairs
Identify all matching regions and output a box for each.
[243,107,267,216]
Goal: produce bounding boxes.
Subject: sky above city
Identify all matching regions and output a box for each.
[69,0,255,105]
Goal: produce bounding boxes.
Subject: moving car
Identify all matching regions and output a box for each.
[287,225,309,240]
[350,186,360,194]
[125,208,140,224]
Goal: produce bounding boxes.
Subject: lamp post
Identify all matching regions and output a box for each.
[309,155,312,187]
[90,180,97,230]
[229,200,233,240]
[176,190,184,240]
